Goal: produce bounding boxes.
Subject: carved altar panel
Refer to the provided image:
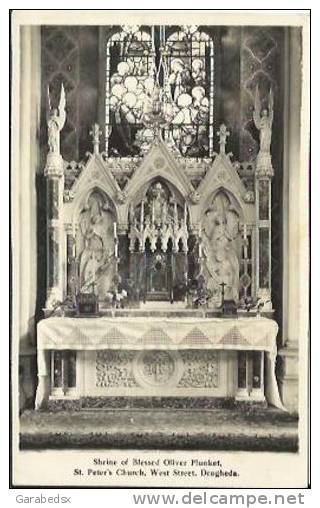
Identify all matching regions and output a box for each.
[95,349,220,391]
[76,189,117,299]
[96,351,138,387]
[201,189,242,308]
[178,350,219,388]
[82,348,231,397]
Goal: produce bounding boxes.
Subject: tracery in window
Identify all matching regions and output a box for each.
[106,25,154,157]
[105,25,214,158]
[165,26,214,157]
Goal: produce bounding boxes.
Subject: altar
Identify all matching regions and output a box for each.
[36,23,284,413]
[35,315,283,410]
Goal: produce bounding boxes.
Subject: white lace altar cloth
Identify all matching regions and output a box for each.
[35,316,284,410]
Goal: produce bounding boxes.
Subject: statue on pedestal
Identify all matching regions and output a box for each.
[151,182,167,226]
[46,83,66,155]
[253,85,274,176]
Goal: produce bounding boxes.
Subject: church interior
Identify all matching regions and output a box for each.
[15,22,305,449]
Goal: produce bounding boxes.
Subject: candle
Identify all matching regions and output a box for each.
[72,224,76,258]
[140,201,144,231]
[184,202,187,224]
[243,223,247,240]
[174,202,178,224]
[113,222,117,239]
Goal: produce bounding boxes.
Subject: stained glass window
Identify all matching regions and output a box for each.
[105,25,214,158]
[106,26,154,157]
[165,27,214,157]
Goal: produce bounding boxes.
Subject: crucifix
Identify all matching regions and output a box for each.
[219,281,227,306]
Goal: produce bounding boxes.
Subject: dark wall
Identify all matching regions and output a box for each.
[40,26,101,164]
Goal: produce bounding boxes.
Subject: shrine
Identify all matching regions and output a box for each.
[16,22,305,416]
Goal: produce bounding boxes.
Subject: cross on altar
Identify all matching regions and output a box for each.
[217,124,230,154]
[219,281,227,304]
[90,123,102,154]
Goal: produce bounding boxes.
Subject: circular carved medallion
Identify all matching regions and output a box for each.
[141,351,174,385]
[133,350,182,388]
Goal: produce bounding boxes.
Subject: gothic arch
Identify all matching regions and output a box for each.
[201,186,245,223]
[69,184,118,225]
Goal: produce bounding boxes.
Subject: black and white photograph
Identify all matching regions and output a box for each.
[11,9,310,488]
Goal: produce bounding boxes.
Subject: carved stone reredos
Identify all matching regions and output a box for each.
[61,128,256,229]
[123,139,195,203]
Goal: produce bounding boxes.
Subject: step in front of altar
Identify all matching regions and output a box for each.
[48,395,268,411]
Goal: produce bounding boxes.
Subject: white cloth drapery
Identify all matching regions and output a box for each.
[35,316,284,410]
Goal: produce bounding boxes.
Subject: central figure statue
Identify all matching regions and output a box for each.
[202,191,240,307]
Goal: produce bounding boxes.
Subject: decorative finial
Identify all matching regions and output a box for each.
[90,123,102,154]
[217,124,230,154]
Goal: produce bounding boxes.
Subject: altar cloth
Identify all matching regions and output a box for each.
[35,316,284,410]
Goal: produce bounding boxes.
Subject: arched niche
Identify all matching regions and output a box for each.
[128,177,189,254]
[201,188,243,309]
[132,176,186,211]
[75,188,117,299]
[201,186,245,224]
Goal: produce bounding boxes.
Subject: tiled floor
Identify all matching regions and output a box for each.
[20,408,298,452]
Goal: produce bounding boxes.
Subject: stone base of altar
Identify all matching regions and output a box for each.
[47,396,268,411]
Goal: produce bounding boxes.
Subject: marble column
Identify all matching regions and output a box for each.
[278,27,305,412]
[255,175,273,311]
[16,26,41,346]
[14,26,41,410]
[65,223,77,301]
[45,162,65,309]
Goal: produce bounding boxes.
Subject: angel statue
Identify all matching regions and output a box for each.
[253,84,274,154]
[46,83,66,154]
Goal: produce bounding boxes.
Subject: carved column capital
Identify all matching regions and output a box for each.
[117,223,129,235]
[44,153,64,178]
[255,153,274,178]
[64,223,74,234]
[189,223,200,235]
